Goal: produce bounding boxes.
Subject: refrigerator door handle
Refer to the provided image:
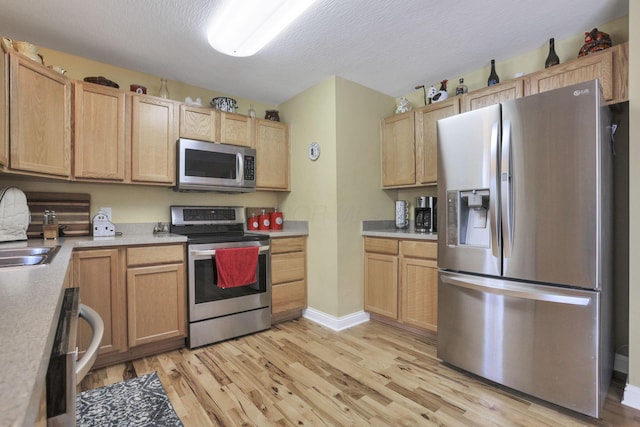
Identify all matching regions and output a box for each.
[501,119,513,257]
[490,121,500,258]
[440,275,591,306]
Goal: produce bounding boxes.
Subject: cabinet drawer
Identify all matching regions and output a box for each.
[400,240,437,260]
[272,280,306,313]
[127,244,184,266]
[364,237,398,255]
[271,236,306,254]
[272,251,305,284]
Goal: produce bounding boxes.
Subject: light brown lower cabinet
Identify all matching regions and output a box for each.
[72,244,186,368]
[271,236,307,323]
[73,248,125,359]
[364,237,438,333]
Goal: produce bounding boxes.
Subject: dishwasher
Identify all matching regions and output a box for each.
[46,287,104,427]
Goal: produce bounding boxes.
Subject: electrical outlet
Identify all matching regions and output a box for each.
[99,207,112,220]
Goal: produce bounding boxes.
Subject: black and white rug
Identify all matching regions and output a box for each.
[77,371,183,427]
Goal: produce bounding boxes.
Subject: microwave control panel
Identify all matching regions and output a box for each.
[244,155,255,180]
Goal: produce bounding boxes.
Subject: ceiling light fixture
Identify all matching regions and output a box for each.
[207,0,318,57]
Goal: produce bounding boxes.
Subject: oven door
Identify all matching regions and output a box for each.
[188,241,270,322]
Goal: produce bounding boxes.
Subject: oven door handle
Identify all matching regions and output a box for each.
[76,303,104,384]
[191,245,270,256]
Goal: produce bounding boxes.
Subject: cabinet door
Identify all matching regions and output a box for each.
[130,95,178,184]
[381,111,415,187]
[0,50,7,167]
[399,257,438,331]
[219,111,252,147]
[73,82,126,180]
[73,249,125,357]
[364,252,398,318]
[272,251,305,284]
[127,263,185,347]
[272,281,306,315]
[462,79,524,112]
[254,118,289,190]
[9,51,71,177]
[179,104,217,141]
[527,48,613,101]
[415,98,460,185]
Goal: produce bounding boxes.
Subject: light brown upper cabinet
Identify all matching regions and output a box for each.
[462,79,525,112]
[73,82,126,181]
[381,111,415,188]
[526,42,627,104]
[219,111,252,147]
[415,98,460,185]
[382,98,459,188]
[253,118,290,190]
[8,50,71,178]
[179,104,217,142]
[130,95,179,185]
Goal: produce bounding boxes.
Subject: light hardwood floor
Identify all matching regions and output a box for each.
[79,319,640,426]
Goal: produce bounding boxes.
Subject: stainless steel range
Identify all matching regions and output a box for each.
[170,206,271,348]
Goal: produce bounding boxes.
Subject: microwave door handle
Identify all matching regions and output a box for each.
[237,152,244,184]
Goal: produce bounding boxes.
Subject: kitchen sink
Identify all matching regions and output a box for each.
[0,246,60,268]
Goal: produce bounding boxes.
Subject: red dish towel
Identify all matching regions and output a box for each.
[215,247,259,289]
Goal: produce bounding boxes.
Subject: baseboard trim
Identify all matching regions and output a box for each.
[623,381,640,410]
[302,307,370,331]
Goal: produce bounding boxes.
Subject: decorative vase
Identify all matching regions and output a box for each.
[545,38,560,68]
[158,78,169,99]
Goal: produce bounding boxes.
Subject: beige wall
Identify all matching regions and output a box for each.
[335,77,397,316]
[279,76,395,317]
[279,77,340,315]
[401,16,629,110]
[0,177,278,223]
[38,46,276,118]
[627,4,639,388]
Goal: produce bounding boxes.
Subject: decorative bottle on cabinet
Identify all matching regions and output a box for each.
[158,78,169,99]
[487,60,499,86]
[455,78,468,95]
[545,38,560,68]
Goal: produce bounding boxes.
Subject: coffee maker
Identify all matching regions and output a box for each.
[415,196,437,233]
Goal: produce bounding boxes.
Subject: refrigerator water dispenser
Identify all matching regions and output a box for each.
[447,189,491,248]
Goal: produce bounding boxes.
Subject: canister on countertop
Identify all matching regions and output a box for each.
[247,213,259,230]
[258,209,270,230]
[395,200,409,229]
[269,208,283,230]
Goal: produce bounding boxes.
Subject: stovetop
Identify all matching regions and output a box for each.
[170,205,268,244]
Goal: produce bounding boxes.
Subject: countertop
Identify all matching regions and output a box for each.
[0,226,186,427]
[249,220,308,238]
[361,220,437,241]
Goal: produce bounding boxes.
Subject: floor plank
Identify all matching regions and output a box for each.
[79,319,640,426]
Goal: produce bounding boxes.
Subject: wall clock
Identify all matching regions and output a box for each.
[308,142,320,161]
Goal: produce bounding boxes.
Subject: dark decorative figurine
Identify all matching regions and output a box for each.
[578,28,612,57]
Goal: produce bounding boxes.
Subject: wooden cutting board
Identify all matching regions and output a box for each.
[25,192,91,238]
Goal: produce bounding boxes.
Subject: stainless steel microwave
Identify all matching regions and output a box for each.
[176,138,256,192]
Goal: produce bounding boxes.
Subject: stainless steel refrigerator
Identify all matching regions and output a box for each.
[436,80,613,418]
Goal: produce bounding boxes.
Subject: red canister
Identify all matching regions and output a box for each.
[258,210,270,230]
[247,213,259,230]
[269,208,283,231]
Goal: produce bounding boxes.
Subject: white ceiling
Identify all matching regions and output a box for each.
[0,0,629,105]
